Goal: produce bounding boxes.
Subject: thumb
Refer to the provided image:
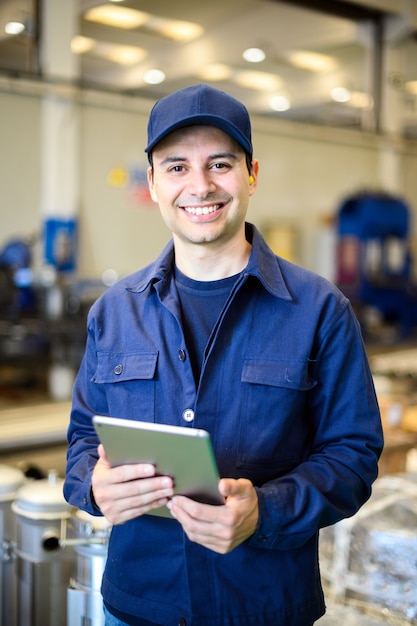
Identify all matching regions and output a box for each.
[97,443,111,466]
[219,478,252,500]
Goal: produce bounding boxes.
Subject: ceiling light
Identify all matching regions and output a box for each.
[286,51,337,73]
[243,48,266,63]
[84,6,202,42]
[330,88,372,109]
[405,80,417,95]
[5,21,25,35]
[84,5,149,29]
[71,36,146,64]
[269,95,290,112]
[93,42,147,65]
[147,17,203,42]
[71,36,95,55]
[143,69,166,85]
[197,64,232,81]
[331,87,350,103]
[234,70,282,91]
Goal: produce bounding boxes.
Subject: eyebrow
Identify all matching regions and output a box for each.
[158,152,240,166]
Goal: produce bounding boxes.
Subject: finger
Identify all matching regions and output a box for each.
[101,462,158,486]
[105,495,171,524]
[99,475,174,506]
[167,501,233,553]
[168,496,222,524]
[99,476,174,523]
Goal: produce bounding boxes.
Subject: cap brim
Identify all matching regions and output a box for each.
[145,114,252,155]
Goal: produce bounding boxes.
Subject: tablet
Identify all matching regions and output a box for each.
[93,415,223,517]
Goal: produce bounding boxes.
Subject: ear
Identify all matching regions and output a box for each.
[147,167,158,202]
[249,159,259,195]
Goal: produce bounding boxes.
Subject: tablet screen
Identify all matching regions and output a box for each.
[93,415,223,517]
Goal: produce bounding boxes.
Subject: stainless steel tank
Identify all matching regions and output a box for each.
[12,471,73,626]
[66,509,111,626]
[0,464,25,626]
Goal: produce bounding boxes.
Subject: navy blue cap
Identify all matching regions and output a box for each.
[145,84,253,156]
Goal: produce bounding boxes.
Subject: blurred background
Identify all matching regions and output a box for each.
[1,3,417,624]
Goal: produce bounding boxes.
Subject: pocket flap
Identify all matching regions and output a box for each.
[93,351,158,384]
[242,357,315,391]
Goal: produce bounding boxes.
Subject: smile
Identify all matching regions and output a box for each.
[183,204,222,216]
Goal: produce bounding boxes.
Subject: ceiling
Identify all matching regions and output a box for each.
[0,0,417,136]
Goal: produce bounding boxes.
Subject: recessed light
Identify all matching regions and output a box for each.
[330,88,372,109]
[235,70,282,91]
[269,95,290,112]
[5,21,25,35]
[198,64,232,81]
[93,42,147,65]
[331,87,350,103]
[143,69,166,85]
[84,5,149,29]
[148,18,203,42]
[71,36,95,55]
[242,48,266,63]
[285,51,337,72]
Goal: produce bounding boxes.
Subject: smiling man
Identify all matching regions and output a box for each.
[148,125,255,278]
[64,84,383,626]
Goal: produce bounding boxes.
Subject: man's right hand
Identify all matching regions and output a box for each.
[91,444,175,524]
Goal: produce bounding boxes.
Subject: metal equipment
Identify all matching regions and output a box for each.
[12,471,73,626]
[66,509,111,626]
[0,464,25,626]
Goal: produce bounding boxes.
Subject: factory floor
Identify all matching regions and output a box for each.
[1,333,417,626]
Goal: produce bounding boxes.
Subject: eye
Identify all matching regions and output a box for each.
[169,165,186,173]
[211,161,230,171]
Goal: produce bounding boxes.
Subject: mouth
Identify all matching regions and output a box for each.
[181,203,223,216]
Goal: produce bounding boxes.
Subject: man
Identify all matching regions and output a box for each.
[64,84,383,626]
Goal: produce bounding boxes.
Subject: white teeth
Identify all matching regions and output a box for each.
[184,205,220,215]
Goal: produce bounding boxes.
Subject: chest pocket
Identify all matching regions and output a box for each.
[242,358,315,390]
[93,351,158,420]
[237,357,317,470]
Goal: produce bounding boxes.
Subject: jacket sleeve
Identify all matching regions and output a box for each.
[63,313,107,516]
[248,300,383,551]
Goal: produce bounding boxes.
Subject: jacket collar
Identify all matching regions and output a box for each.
[127,222,292,301]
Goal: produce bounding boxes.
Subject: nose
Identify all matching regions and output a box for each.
[187,169,216,198]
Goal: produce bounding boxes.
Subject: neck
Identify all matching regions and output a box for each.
[173,236,251,281]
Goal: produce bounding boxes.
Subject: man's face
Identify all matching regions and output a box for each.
[147,126,257,250]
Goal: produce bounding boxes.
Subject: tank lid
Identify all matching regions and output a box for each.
[0,465,25,501]
[12,471,71,519]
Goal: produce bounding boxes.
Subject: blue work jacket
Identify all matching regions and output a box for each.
[64,223,383,626]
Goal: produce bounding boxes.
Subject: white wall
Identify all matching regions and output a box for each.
[78,98,170,279]
[1,84,416,281]
[0,91,41,247]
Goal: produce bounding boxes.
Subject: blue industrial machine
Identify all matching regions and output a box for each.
[336,191,417,338]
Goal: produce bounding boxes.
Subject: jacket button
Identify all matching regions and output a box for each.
[178,349,186,362]
[114,364,123,375]
[182,409,194,423]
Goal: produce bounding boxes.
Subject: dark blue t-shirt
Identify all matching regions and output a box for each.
[174,266,239,384]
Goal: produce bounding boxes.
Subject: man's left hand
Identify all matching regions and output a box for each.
[167,478,259,554]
